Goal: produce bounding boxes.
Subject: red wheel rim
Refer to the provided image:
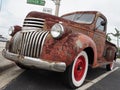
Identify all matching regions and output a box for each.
[74,56,86,81]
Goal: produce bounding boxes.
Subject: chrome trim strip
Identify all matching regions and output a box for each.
[24,21,45,24]
[40,31,49,55]
[33,31,44,57]
[23,17,45,29]
[23,24,44,28]
[24,32,31,55]
[36,31,48,57]
[28,31,37,56]
[25,17,45,21]
[24,32,34,56]
[22,27,41,31]
[2,49,66,72]
[30,31,41,57]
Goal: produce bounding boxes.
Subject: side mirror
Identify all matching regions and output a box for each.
[94,20,106,31]
[101,21,106,26]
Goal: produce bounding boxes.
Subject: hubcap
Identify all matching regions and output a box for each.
[74,56,86,81]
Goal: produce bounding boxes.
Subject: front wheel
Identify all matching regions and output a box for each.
[64,51,88,88]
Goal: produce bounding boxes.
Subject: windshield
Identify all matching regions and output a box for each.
[62,13,95,24]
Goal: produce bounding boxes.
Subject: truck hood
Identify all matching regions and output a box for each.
[24,11,91,30]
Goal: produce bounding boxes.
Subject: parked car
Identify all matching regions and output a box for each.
[2,11,117,88]
[0,35,8,42]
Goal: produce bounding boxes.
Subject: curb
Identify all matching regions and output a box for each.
[0,63,15,73]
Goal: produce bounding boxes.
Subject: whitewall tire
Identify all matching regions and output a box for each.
[64,51,88,88]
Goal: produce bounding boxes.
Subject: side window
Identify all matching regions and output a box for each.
[96,17,105,31]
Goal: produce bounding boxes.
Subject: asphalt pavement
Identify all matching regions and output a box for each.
[88,68,120,90]
[2,62,120,90]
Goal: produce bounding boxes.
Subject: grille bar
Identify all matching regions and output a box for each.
[23,17,45,29]
[24,21,44,25]
[21,31,49,58]
[12,30,49,58]
[23,24,44,28]
[25,17,45,22]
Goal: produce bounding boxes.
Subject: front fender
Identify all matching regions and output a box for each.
[74,33,97,67]
[41,32,97,66]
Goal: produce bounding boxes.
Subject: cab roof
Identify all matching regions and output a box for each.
[61,11,106,18]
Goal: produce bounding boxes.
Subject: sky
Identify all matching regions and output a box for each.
[0,0,120,45]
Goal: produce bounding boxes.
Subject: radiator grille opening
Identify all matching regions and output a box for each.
[23,17,45,29]
[12,30,49,58]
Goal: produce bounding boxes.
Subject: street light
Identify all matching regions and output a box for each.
[52,0,61,16]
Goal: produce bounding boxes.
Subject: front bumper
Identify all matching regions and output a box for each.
[2,49,66,72]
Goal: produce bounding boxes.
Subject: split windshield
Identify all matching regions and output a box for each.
[62,13,95,24]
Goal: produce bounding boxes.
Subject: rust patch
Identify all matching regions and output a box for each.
[40,34,82,66]
[11,25,21,36]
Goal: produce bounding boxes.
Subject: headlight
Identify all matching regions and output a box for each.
[8,26,14,35]
[50,23,64,39]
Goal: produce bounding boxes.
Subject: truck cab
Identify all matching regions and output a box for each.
[62,11,117,67]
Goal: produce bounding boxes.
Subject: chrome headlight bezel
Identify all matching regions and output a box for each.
[8,26,14,35]
[50,23,64,39]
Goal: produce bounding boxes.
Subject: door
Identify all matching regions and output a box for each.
[93,16,106,58]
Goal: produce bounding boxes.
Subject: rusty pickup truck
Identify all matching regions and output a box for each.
[2,11,117,88]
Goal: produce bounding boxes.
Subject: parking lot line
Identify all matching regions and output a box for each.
[77,67,119,90]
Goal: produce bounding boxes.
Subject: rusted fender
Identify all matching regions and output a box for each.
[11,25,21,36]
[41,32,97,67]
[105,41,117,61]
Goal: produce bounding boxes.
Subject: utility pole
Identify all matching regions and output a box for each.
[0,0,2,12]
[52,0,61,16]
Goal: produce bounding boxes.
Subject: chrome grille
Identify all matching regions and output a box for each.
[12,31,22,54]
[12,30,49,58]
[23,17,45,29]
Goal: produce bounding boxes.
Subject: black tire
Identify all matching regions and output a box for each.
[64,51,88,89]
[106,61,115,71]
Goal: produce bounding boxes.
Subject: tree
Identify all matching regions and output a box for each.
[107,28,120,48]
[107,28,120,57]
[111,28,120,48]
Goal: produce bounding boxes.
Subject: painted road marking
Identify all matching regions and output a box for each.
[77,67,119,90]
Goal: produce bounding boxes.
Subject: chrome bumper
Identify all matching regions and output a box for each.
[2,49,66,72]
